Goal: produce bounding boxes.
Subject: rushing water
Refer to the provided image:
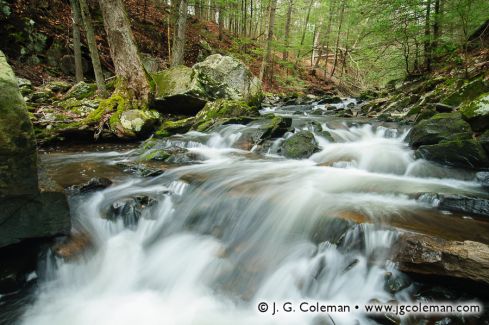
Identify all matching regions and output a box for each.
[15,100,489,324]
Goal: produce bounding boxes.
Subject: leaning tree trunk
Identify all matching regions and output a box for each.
[69,0,84,82]
[98,0,150,103]
[79,0,107,97]
[171,0,188,66]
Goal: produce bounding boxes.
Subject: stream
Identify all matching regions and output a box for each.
[11,99,489,324]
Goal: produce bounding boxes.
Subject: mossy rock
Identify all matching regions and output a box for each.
[280,130,319,159]
[442,77,489,107]
[459,93,489,132]
[63,81,97,100]
[407,112,472,148]
[112,109,160,139]
[44,80,71,93]
[0,50,38,196]
[415,139,489,170]
[155,117,195,138]
[191,99,259,132]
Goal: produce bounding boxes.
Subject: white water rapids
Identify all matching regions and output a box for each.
[18,105,486,325]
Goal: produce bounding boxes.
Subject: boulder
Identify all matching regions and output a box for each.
[112,109,160,139]
[152,54,262,115]
[155,117,195,138]
[415,139,489,170]
[460,93,489,132]
[392,232,489,285]
[152,65,207,114]
[280,131,319,159]
[65,177,112,196]
[0,50,71,275]
[192,99,259,132]
[406,113,472,148]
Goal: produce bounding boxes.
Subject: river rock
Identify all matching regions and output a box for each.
[108,196,157,228]
[0,51,71,293]
[476,172,489,188]
[418,192,489,218]
[392,232,489,285]
[111,109,160,139]
[192,99,259,131]
[415,139,489,170]
[406,113,472,148]
[65,177,113,196]
[280,131,319,159]
[152,54,262,115]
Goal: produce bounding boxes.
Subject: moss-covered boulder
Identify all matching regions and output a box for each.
[152,54,262,115]
[280,131,319,159]
[192,99,259,132]
[442,77,489,107]
[406,112,472,148]
[193,54,262,105]
[460,93,489,131]
[415,139,489,170]
[0,51,38,197]
[0,50,70,289]
[112,110,160,139]
[152,66,208,115]
[63,81,97,100]
[155,117,195,138]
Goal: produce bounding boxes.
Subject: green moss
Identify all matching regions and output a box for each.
[140,149,171,161]
[155,117,195,138]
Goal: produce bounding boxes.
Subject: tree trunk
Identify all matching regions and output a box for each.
[171,0,188,66]
[69,0,84,82]
[312,15,324,67]
[79,0,107,96]
[330,0,346,78]
[259,0,277,83]
[295,0,314,65]
[98,0,150,102]
[319,0,335,74]
[432,0,442,57]
[218,3,225,41]
[424,0,432,71]
[282,0,293,61]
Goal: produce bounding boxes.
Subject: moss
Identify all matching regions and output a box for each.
[196,99,258,120]
[155,117,194,138]
[140,149,171,161]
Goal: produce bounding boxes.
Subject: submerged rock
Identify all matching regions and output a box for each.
[476,172,489,189]
[417,192,489,218]
[280,131,319,159]
[392,232,489,285]
[107,196,157,228]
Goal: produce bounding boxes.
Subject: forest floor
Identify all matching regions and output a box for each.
[3,0,335,95]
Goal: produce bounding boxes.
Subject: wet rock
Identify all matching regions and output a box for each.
[384,271,411,294]
[65,177,112,195]
[260,115,292,140]
[116,162,166,177]
[476,172,489,188]
[415,139,489,170]
[107,196,157,227]
[318,96,342,104]
[392,232,489,285]
[53,232,91,260]
[407,113,472,148]
[155,117,195,138]
[417,192,489,218]
[192,99,259,132]
[460,93,489,131]
[280,131,319,159]
[153,54,262,114]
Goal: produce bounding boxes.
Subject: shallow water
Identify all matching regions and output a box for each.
[14,101,489,325]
